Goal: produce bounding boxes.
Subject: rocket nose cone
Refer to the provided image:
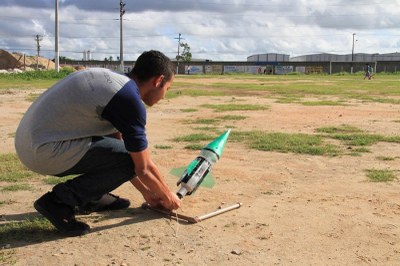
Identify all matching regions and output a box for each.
[205,129,231,158]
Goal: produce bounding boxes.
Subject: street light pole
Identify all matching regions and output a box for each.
[55,0,59,72]
[351,33,356,74]
[174,33,184,74]
[119,0,125,73]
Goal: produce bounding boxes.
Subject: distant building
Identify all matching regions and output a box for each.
[82,50,92,61]
[290,52,400,62]
[247,53,290,62]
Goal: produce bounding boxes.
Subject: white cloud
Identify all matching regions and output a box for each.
[0,0,399,61]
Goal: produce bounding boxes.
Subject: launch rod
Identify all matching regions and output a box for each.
[196,202,242,222]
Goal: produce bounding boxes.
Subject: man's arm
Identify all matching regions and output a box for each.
[129,148,181,210]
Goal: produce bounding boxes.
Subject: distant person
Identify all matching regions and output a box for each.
[15,50,181,236]
[364,64,373,80]
[368,64,373,79]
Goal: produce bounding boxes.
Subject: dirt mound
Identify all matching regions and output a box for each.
[0,49,55,71]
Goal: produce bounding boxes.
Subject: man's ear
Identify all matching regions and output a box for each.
[154,75,164,87]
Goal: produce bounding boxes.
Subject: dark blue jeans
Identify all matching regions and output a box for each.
[52,136,135,207]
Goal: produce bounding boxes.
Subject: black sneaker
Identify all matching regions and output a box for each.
[34,192,90,237]
[75,193,130,215]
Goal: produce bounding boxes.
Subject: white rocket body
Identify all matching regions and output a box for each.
[176,149,218,198]
[176,129,231,199]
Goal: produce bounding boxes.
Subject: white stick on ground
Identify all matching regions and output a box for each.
[142,202,242,223]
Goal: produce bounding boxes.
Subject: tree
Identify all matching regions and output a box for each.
[52,56,72,63]
[176,42,192,62]
[104,56,114,62]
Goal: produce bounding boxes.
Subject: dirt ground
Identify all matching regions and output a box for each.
[0,78,400,265]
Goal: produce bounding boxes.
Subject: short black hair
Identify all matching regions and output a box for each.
[130,50,175,86]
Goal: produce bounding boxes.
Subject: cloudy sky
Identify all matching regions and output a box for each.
[0,0,399,61]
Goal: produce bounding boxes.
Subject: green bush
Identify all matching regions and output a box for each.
[0,68,74,80]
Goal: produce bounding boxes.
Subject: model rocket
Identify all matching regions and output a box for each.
[176,129,231,198]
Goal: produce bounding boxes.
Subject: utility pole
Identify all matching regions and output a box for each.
[174,33,184,74]
[351,33,356,74]
[119,0,125,72]
[35,34,43,70]
[55,0,59,72]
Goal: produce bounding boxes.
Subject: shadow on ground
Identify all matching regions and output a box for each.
[0,206,181,249]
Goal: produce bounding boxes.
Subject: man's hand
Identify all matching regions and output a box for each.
[143,191,163,208]
[129,149,181,210]
[160,191,181,210]
[130,176,181,210]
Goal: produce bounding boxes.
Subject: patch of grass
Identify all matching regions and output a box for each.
[317,126,400,148]
[154,144,173,150]
[0,249,16,265]
[180,108,197,112]
[224,125,236,129]
[173,133,215,142]
[348,152,362,157]
[302,100,346,106]
[0,171,32,183]
[316,124,364,134]
[164,90,181,100]
[366,169,397,182]
[43,175,75,185]
[193,126,219,132]
[370,98,400,104]
[350,147,371,153]
[330,133,384,146]
[2,183,33,191]
[188,115,246,126]
[166,87,225,99]
[4,74,400,101]
[384,135,400,143]
[190,118,220,124]
[0,69,74,90]
[0,154,34,182]
[232,131,340,156]
[185,89,227,97]
[376,156,396,161]
[346,147,370,156]
[0,199,15,206]
[275,96,300,104]
[217,115,247,121]
[184,144,204,150]
[0,80,56,90]
[25,93,41,102]
[0,68,73,81]
[0,217,56,243]
[201,103,268,112]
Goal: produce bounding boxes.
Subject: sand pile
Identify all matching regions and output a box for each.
[0,49,55,71]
